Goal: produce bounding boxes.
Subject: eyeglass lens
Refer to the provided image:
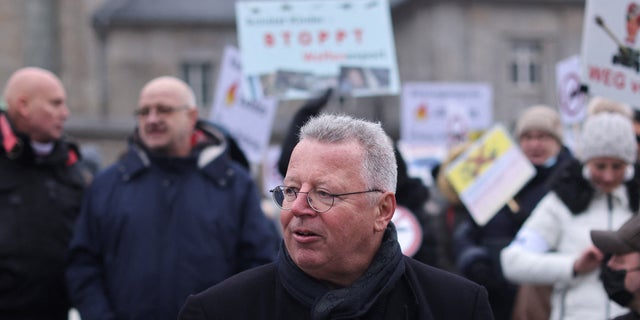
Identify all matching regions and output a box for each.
[270,186,333,213]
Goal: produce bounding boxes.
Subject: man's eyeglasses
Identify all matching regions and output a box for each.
[269,185,383,213]
[133,105,190,118]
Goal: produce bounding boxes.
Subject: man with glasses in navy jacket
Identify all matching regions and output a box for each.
[66,76,278,320]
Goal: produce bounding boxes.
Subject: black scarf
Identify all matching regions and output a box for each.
[278,223,405,320]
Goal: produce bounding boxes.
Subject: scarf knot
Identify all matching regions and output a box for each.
[278,223,405,320]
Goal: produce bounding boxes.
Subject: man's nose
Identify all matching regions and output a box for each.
[290,192,316,216]
[145,108,163,121]
[60,104,70,120]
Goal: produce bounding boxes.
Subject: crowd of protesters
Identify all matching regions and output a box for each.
[4,65,640,319]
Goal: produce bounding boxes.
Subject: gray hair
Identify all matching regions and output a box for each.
[299,113,397,193]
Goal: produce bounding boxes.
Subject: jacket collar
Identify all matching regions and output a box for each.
[0,111,79,166]
[0,112,21,158]
[552,159,640,214]
[118,120,238,186]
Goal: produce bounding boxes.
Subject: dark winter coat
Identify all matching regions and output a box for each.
[179,257,494,320]
[0,111,85,319]
[66,120,279,320]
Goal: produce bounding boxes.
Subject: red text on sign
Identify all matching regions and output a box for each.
[588,65,625,90]
[264,29,363,47]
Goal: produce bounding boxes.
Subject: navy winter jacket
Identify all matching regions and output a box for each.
[66,121,279,320]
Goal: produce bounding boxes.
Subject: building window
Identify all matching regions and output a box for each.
[509,40,542,88]
[181,62,213,107]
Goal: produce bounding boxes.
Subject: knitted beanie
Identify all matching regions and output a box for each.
[586,96,632,118]
[580,112,637,164]
[515,105,563,143]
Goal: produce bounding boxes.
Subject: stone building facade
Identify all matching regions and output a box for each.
[0,0,585,167]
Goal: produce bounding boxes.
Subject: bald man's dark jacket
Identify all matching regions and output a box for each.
[0,111,86,319]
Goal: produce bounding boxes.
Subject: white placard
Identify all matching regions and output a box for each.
[209,46,278,164]
[581,0,640,106]
[400,82,493,146]
[235,0,400,100]
[556,55,587,125]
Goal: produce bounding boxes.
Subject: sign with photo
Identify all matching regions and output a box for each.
[581,0,640,106]
[209,46,278,164]
[235,0,400,100]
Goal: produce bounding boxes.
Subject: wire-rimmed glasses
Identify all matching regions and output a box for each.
[133,105,190,118]
[269,185,383,213]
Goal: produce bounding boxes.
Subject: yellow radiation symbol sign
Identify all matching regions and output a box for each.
[446,128,512,193]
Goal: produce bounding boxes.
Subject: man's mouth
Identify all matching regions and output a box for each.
[295,230,317,236]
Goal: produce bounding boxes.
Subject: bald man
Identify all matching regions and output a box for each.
[0,67,86,319]
[66,76,279,320]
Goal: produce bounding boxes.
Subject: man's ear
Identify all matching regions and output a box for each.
[16,96,30,117]
[189,107,199,125]
[374,192,396,232]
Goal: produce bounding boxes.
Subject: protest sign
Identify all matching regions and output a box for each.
[556,55,587,125]
[209,46,278,164]
[396,141,447,187]
[445,125,535,226]
[581,0,640,106]
[392,206,423,257]
[400,82,492,146]
[235,0,399,100]
[262,145,285,198]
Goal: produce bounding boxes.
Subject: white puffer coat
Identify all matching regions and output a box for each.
[501,186,632,320]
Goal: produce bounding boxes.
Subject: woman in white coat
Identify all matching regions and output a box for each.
[501,111,640,320]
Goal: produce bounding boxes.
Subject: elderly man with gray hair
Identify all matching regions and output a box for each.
[180,113,493,320]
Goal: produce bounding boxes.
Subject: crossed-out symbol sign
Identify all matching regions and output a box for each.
[459,144,497,181]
